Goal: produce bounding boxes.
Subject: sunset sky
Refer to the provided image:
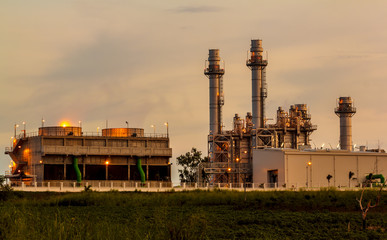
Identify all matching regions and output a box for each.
[1,1,387,183]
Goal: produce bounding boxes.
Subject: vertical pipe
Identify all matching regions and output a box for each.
[335,97,356,151]
[205,49,224,134]
[247,40,267,129]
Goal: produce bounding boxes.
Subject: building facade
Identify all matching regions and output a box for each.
[5,126,172,183]
[253,148,387,188]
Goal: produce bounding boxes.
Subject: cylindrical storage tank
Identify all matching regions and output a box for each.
[39,126,82,136]
[102,128,144,137]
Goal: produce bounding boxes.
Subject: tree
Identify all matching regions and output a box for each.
[326,174,333,186]
[176,148,209,183]
[0,175,12,192]
[357,183,385,230]
[348,171,355,187]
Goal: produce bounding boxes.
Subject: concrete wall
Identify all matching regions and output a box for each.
[252,149,284,184]
[253,149,387,188]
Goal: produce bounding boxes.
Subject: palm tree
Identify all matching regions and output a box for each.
[348,171,355,187]
[327,174,333,186]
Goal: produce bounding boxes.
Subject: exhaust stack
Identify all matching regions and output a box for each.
[335,97,356,151]
[205,49,225,134]
[246,39,268,129]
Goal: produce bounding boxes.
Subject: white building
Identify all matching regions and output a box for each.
[253,148,387,188]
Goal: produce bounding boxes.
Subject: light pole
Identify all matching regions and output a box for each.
[79,121,82,128]
[97,127,100,136]
[23,121,26,138]
[164,122,169,138]
[42,118,45,127]
[10,137,14,149]
[236,157,240,185]
[151,125,155,135]
[105,160,109,180]
[306,161,312,188]
[126,121,129,137]
[14,123,19,138]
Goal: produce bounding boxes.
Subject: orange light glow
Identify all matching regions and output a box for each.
[39,160,43,164]
[227,167,231,172]
[308,161,312,166]
[60,121,71,127]
[105,161,110,165]
[236,158,239,162]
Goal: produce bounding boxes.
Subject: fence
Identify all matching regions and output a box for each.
[6,181,373,192]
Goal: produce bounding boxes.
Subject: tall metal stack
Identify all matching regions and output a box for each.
[246,40,268,129]
[202,39,316,186]
[204,49,225,134]
[335,97,356,151]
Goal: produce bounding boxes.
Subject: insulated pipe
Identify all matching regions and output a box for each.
[247,40,268,129]
[204,49,224,134]
[136,156,146,183]
[335,97,356,151]
[72,156,82,183]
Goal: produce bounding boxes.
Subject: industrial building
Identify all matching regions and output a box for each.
[5,125,172,184]
[202,39,386,187]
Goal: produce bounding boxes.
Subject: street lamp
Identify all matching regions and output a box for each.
[126,121,129,137]
[10,137,14,149]
[306,161,312,188]
[97,127,100,136]
[150,125,155,135]
[164,122,169,138]
[42,118,45,127]
[14,124,19,138]
[22,121,26,138]
[105,160,110,180]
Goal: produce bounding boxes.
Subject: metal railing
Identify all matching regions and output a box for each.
[14,132,168,139]
[5,180,374,192]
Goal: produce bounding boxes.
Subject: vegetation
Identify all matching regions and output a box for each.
[176,148,208,182]
[0,190,386,239]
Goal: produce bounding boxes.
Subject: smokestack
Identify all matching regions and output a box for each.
[204,49,224,134]
[335,97,356,151]
[246,39,268,128]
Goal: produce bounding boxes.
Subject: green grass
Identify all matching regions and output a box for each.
[0,190,386,239]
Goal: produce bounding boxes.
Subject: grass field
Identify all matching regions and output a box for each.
[0,189,386,239]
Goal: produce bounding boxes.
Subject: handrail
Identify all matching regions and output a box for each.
[15,132,168,139]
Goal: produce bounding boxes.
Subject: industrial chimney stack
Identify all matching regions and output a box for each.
[246,39,268,129]
[335,97,356,151]
[205,49,225,134]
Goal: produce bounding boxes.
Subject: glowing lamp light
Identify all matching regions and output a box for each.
[308,161,312,166]
[227,167,231,172]
[105,161,110,165]
[236,158,239,162]
[60,121,71,127]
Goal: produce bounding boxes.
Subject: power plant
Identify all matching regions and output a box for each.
[5,125,172,186]
[202,40,317,185]
[202,39,386,187]
[3,39,386,189]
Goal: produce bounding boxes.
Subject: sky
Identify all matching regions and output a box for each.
[1,0,387,184]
